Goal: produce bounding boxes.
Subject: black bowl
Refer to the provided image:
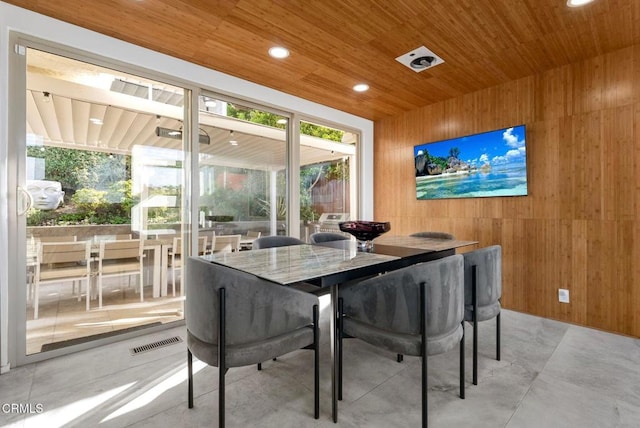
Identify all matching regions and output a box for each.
[338,221,391,242]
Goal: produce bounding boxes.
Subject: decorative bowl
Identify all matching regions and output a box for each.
[339,221,391,251]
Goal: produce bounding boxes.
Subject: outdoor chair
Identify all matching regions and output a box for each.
[170,236,208,296]
[34,241,92,319]
[96,239,144,308]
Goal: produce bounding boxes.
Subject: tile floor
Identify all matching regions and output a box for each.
[3,296,640,428]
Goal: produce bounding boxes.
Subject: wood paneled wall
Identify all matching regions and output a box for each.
[374,44,640,338]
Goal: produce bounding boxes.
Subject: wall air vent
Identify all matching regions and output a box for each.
[395,46,444,73]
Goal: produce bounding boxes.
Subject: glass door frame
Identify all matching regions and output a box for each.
[197,90,296,237]
[7,32,196,366]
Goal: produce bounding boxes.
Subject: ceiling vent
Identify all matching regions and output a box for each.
[395,46,444,73]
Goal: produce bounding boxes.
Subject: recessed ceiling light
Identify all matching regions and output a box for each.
[567,0,595,7]
[89,118,103,125]
[268,46,289,59]
[353,84,369,92]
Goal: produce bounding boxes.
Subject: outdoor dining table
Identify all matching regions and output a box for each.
[200,236,478,422]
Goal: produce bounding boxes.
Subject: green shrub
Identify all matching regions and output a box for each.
[27,209,60,226]
[72,188,107,209]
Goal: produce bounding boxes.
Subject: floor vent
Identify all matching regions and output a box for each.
[130,336,182,355]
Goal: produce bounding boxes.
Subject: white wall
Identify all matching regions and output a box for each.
[0,1,374,371]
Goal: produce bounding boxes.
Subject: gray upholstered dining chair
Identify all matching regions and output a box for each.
[309,232,350,244]
[463,245,502,385]
[410,231,455,240]
[396,230,453,363]
[252,235,305,249]
[186,257,320,427]
[398,228,457,363]
[338,255,465,428]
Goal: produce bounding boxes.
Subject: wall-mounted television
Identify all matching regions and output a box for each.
[414,125,528,200]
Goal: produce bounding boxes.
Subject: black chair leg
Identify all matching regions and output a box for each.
[473,318,478,385]
[460,321,465,399]
[397,354,404,363]
[422,351,428,428]
[257,357,275,371]
[313,304,320,419]
[219,363,225,427]
[472,265,478,386]
[187,349,193,408]
[338,297,344,401]
[218,288,226,428]
[496,312,501,361]
[420,283,427,428]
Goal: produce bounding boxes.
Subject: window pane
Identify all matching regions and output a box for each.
[299,121,357,241]
[197,95,287,242]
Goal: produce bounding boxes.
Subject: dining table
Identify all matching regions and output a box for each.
[200,235,478,422]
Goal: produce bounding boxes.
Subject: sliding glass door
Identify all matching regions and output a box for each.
[11,41,191,362]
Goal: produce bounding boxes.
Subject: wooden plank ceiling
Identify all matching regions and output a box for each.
[5,0,640,120]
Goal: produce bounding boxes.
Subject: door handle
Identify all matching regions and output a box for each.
[17,186,33,216]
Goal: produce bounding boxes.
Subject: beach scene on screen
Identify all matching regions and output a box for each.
[415,125,528,200]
